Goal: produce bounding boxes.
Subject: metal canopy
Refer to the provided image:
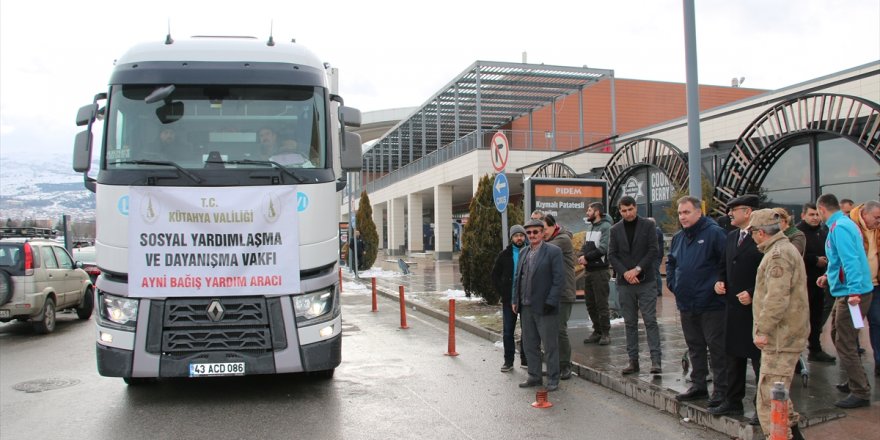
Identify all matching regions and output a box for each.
[363,61,613,173]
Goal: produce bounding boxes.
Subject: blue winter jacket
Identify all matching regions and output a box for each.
[825,210,873,297]
[666,216,727,312]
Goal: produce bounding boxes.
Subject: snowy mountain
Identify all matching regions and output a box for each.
[0,152,96,221]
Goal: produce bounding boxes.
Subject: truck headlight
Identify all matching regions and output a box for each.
[294,289,334,321]
[100,293,138,327]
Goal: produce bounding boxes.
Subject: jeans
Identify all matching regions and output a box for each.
[502,303,524,366]
[618,283,661,363]
[654,259,663,296]
[868,285,880,366]
[558,302,573,368]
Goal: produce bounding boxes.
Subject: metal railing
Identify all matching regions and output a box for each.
[362,129,608,194]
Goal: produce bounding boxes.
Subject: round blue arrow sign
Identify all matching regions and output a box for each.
[493,173,509,213]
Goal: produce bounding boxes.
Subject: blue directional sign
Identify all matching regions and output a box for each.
[493,173,509,213]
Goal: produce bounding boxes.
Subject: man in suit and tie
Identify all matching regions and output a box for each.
[709,194,762,422]
[608,196,661,374]
[512,219,565,392]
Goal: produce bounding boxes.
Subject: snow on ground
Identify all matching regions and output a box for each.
[441,289,483,302]
[342,280,368,292]
[354,267,405,279]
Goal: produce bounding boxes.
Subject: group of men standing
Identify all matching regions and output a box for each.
[491,192,879,440]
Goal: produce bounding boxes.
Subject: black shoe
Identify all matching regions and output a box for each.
[500,363,513,372]
[598,334,611,345]
[707,401,744,416]
[748,414,760,426]
[546,383,559,392]
[808,351,836,363]
[791,424,805,440]
[676,387,708,401]
[707,392,724,408]
[622,360,640,375]
[583,333,601,344]
[834,394,870,408]
[836,382,851,393]
[518,380,542,388]
[560,366,572,380]
[650,361,662,374]
[519,361,528,369]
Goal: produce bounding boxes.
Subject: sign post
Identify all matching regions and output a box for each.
[490,132,510,248]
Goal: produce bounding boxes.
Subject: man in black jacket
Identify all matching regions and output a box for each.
[491,225,528,372]
[710,194,762,419]
[608,196,660,374]
[797,202,835,363]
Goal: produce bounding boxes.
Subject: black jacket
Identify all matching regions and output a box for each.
[491,243,523,305]
[608,216,659,285]
[797,220,828,282]
[718,229,762,358]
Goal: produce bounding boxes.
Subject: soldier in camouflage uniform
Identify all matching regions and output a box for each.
[749,209,809,440]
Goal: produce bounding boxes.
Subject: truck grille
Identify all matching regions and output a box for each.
[162,297,272,353]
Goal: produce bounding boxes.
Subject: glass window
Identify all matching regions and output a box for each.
[762,188,812,219]
[761,143,810,191]
[52,247,74,270]
[820,182,880,206]
[818,137,880,187]
[104,85,327,169]
[40,246,58,269]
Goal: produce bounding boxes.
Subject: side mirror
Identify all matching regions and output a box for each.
[76,104,98,127]
[341,132,362,171]
[73,130,93,172]
[339,106,361,128]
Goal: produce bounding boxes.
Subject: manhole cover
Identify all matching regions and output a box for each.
[13,377,81,393]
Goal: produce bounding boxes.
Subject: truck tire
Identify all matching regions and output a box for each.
[0,270,11,306]
[76,287,94,320]
[33,297,56,334]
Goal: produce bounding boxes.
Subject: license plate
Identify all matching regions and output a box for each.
[0,310,9,318]
[189,362,245,377]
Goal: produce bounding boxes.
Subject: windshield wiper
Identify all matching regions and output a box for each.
[116,160,203,183]
[206,158,305,183]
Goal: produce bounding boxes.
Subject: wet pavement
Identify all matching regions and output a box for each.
[344,251,880,439]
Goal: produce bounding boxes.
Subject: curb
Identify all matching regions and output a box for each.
[344,273,844,439]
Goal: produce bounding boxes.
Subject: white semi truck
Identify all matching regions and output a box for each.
[72,35,362,383]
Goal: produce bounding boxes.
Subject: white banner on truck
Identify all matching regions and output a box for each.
[128,186,300,297]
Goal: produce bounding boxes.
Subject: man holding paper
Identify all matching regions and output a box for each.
[816,194,874,409]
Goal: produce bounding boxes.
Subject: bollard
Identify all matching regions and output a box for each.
[338,267,343,292]
[398,285,409,329]
[445,299,459,356]
[531,389,553,409]
[769,382,788,440]
[371,277,378,312]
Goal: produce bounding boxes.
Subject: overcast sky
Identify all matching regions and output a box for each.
[1,0,878,159]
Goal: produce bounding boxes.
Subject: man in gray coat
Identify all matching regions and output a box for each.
[608,196,661,374]
[513,219,564,391]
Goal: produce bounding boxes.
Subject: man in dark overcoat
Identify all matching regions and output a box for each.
[710,194,762,422]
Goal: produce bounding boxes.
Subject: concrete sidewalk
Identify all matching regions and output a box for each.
[343,251,879,439]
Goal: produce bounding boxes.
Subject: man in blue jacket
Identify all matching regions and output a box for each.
[666,196,728,405]
[513,219,564,392]
[816,194,874,409]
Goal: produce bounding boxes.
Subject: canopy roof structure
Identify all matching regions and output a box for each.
[363,61,613,173]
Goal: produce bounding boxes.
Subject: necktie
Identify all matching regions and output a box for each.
[738,230,747,247]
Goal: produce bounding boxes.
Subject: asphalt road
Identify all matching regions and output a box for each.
[0,290,726,440]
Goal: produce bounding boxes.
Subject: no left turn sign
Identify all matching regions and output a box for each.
[490,132,509,172]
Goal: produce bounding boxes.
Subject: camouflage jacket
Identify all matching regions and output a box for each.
[752,232,810,353]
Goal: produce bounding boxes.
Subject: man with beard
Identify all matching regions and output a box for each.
[578,202,613,346]
[491,225,528,372]
[709,195,762,422]
[796,202,835,363]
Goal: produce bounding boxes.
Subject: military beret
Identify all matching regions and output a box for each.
[748,208,781,229]
[727,194,760,209]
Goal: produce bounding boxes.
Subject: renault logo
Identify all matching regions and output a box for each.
[207,301,225,322]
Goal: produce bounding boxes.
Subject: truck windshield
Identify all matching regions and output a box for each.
[103,85,327,170]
